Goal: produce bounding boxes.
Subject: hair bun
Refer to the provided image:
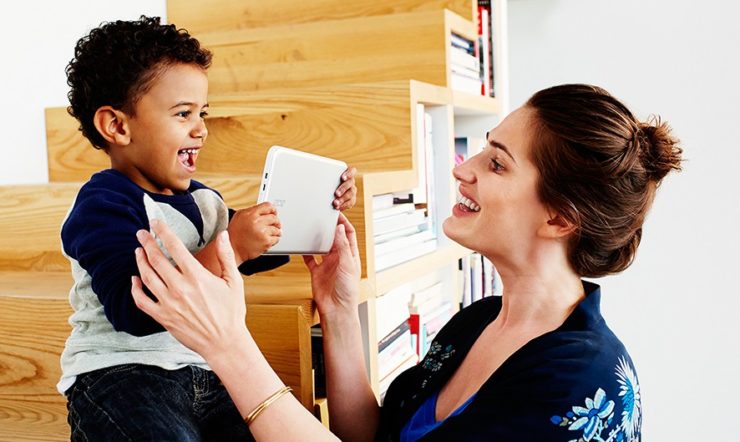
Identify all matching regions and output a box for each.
[638,116,683,182]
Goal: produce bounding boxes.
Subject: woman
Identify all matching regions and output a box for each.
[132,84,682,441]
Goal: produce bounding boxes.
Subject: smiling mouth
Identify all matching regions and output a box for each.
[456,194,481,212]
[178,148,200,171]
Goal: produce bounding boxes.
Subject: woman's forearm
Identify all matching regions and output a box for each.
[208,333,339,442]
[320,310,380,442]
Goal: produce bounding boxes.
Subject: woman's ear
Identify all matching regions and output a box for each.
[93,106,132,146]
[539,211,577,240]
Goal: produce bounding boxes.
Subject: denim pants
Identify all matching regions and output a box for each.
[66,364,254,441]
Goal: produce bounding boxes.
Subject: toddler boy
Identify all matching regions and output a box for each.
[58,16,356,441]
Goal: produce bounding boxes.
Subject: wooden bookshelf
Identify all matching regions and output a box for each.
[181,10,480,95]
[168,0,477,35]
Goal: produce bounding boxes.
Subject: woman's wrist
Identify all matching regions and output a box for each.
[204,326,255,372]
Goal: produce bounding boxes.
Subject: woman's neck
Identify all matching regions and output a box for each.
[490,255,585,333]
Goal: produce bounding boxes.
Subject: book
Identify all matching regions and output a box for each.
[373,193,394,211]
[461,255,472,308]
[373,208,427,237]
[374,225,423,244]
[377,328,415,380]
[375,238,437,272]
[450,33,475,53]
[375,229,436,257]
[311,326,326,398]
[451,72,484,95]
[373,202,416,221]
[407,282,445,317]
[379,352,418,404]
[375,286,413,342]
[410,103,428,204]
[477,6,492,96]
[450,46,481,72]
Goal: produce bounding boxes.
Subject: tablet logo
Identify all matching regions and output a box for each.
[274,199,286,207]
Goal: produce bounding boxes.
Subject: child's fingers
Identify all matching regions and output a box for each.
[260,214,282,228]
[254,202,277,215]
[334,179,355,197]
[147,220,201,276]
[341,166,357,181]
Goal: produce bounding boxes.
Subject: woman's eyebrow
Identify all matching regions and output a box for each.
[486,132,517,165]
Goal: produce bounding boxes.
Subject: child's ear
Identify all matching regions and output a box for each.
[93,106,132,146]
[538,211,577,240]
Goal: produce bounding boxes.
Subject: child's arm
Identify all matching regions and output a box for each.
[62,188,165,336]
[194,202,282,276]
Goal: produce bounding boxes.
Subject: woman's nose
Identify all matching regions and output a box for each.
[453,160,476,183]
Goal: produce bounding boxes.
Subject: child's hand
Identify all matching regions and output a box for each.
[228,202,281,262]
[333,166,357,211]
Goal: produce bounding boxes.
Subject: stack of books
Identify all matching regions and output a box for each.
[372,104,438,272]
[477,0,496,97]
[459,253,503,308]
[449,33,484,95]
[407,282,455,359]
[372,194,437,271]
[375,285,418,403]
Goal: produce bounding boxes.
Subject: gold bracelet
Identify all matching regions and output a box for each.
[244,386,293,426]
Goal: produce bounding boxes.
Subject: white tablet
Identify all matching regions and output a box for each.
[257,146,347,255]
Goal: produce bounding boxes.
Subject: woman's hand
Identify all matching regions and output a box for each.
[131,219,248,360]
[302,214,361,320]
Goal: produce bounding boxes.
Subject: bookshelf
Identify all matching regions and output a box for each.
[171,0,511,409]
[0,1,508,437]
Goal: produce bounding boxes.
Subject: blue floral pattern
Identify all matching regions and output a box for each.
[550,356,641,442]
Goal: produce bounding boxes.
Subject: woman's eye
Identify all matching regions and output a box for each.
[491,158,504,172]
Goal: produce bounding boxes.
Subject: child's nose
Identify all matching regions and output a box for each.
[191,121,207,140]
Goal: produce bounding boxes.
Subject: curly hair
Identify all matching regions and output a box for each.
[66,16,212,149]
[526,84,683,277]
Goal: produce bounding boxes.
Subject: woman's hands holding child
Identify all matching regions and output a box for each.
[132,219,248,360]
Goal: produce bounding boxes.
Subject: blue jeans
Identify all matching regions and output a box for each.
[66,364,253,441]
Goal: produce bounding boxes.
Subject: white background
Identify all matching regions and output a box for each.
[1,0,738,439]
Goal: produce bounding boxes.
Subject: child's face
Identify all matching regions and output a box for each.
[121,63,209,194]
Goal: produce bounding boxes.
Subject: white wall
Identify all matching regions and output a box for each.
[509,0,740,439]
[0,1,166,185]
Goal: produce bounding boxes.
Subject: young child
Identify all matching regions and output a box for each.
[57,16,356,441]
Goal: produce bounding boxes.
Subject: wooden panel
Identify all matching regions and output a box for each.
[199,11,449,94]
[46,81,415,183]
[0,183,81,272]
[0,177,259,272]
[168,0,474,35]
[0,276,316,437]
[0,290,71,441]
[246,304,313,409]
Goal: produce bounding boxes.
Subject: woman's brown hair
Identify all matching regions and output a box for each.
[527,84,683,277]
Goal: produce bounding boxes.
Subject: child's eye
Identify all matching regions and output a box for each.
[491,158,505,173]
[176,110,191,118]
[199,110,209,118]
